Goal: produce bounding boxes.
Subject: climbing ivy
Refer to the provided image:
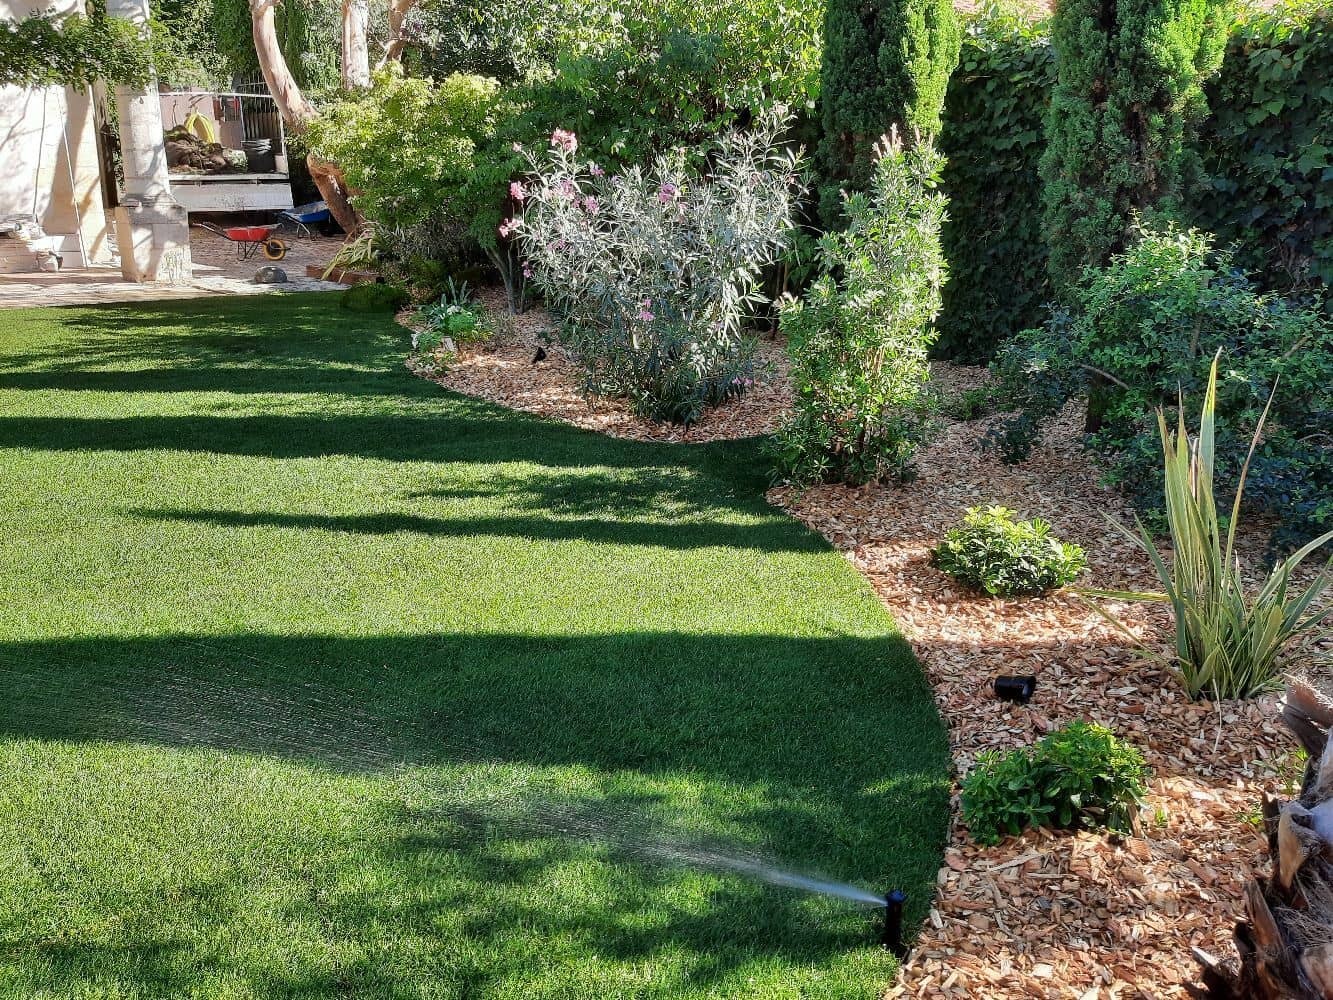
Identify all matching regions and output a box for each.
[1197,1,1333,290]
[937,5,1054,362]
[0,8,155,88]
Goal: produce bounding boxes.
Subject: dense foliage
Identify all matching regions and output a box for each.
[936,6,1054,361]
[931,506,1087,596]
[1040,0,1228,296]
[1089,358,1333,701]
[817,0,960,224]
[514,117,802,423]
[988,224,1333,549]
[1197,1,1333,290]
[308,67,510,236]
[0,8,156,88]
[771,134,946,484]
[962,722,1148,844]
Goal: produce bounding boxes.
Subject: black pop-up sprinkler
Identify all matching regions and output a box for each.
[993,675,1037,704]
[881,890,907,956]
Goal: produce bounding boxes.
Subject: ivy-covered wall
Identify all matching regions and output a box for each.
[1197,2,1333,290]
[936,9,1053,362]
[937,1,1333,361]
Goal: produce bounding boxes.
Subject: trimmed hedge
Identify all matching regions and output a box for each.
[1198,2,1333,290]
[937,8,1053,361]
[937,1,1333,361]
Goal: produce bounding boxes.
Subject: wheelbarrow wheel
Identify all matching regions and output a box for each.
[262,238,288,261]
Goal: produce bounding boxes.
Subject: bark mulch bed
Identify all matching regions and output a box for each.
[407,311,1308,1000]
[409,291,792,443]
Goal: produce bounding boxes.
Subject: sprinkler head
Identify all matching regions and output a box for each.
[881,890,907,956]
[993,675,1037,704]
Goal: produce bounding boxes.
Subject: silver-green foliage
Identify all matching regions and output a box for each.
[771,131,947,485]
[932,505,1087,597]
[512,111,803,424]
[1088,356,1333,701]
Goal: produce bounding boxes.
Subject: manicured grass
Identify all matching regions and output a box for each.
[0,294,949,999]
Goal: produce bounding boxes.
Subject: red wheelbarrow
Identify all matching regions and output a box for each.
[194,222,288,261]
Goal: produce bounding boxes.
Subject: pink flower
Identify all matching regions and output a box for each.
[522,267,532,278]
[512,141,523,152]
[550,129,578,154]
[498,219,517,239]
[557,178,576,200]
[510,181,526,202]
[581,196,599,214]
[589,163,605,177]
[638,309,655,322]
[657,182,678,203]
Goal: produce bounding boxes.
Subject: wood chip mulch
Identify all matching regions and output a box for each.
[408,310,1313,1000]
[408,290,792,443]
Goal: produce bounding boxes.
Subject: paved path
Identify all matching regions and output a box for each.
[0,230,345,309]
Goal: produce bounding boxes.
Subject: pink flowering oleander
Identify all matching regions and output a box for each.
[589,164,605,177]
[638,310,655,322]
[657,183,678,203]
[509,181,525,202]
[498,219,517,239]
[550,129,578,154]
[582,197,600,214]
[557,179,577,200]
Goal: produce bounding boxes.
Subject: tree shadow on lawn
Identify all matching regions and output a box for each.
[0,630,947,997]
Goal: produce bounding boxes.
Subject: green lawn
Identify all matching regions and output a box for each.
[0,294,949,1000]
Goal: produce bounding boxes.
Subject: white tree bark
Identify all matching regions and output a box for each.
[249,0,361,235]
[341,0,371,89]
[377,0,420,68]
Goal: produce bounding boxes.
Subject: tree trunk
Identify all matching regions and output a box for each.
[341,0,370,89]
[249,0,361,235]
[1196,680,1333,998]
[377,0,419,68]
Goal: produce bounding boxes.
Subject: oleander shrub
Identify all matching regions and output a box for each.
[936,4,1054,361]
[770,132,946,485]
[1086,357,1333,701]
[987,223,1333,550]
[961,722,1148,845]
[511,113,802,424]
[932,505,1087,596]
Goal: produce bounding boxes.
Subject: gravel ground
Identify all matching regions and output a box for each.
[407,303,1324,1000]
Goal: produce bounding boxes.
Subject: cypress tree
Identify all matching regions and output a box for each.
[1040,0,1229,296]
[817,0,960,225]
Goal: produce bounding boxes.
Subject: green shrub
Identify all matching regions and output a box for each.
[942,386,993,422]
[936,4,1054,361]
[817,0,961,225]
[932,506,1086,596]
[1039,0,1228,297]
[771,133,946,484]
[961,722,1148,845]
[415,280,489,352]
[1197,2,1333,290]
[339,283,411,313]
[1086,357,1333,701]
[987,223,1333,549]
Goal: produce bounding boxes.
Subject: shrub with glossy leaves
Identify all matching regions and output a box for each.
[962,722,1148,845]
[987,223,1332,550]
[511,112,803,423]
[932,505,1086,596]
[770,131,946,485]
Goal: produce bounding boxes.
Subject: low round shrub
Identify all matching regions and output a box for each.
[961,722,1148,845]
[931,505,1086,596]
[340,283,411,313]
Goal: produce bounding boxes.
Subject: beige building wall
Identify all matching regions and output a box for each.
[0,0,113,270]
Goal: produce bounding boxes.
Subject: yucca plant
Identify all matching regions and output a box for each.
[1086,354,1333,701]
